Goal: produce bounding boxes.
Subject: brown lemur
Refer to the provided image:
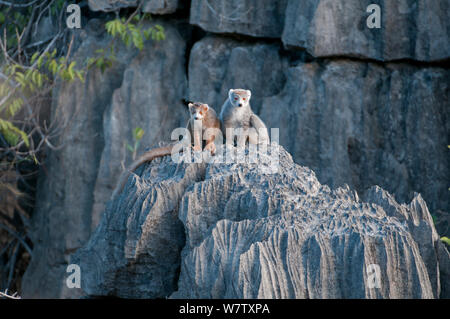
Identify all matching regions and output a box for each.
[112,101,220,199]
[219,89,269,146]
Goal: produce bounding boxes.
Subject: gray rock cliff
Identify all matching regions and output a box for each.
[73,145,450,298]
[282,0,450,62]
[88,0,181,14]
[21,19,188,298]
[20,1,449,298]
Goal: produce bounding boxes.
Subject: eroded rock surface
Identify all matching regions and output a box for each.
[88,0,180,14]
[189,0,288,38]
[282,0,450,62]
[73,145,450,298]
[21,20,188,298]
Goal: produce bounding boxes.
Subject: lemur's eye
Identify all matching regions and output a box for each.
[234,98,238,101]
[243,98,246,100]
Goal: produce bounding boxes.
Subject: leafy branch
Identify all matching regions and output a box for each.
[87,12,165,73]
[0,2,165,293]
[126,127,144,160]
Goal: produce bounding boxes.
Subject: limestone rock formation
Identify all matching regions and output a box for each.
[21,19,188,298]
[72,145,449,298]
[20,1,449,298]
[259,60,450,227]
[21,20,138,299]
[189,36,450,235]
[282,0,450,62]
[189,0,288,38]
[188,36,287,115]
[88,0,180,14]
[92,21,188,230]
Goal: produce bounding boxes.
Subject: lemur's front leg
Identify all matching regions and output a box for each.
[204,135,216,155]
[193,127,202,152]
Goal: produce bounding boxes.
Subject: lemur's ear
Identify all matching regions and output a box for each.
[246,90,252,98]
[202,104,209,112]
[228,89,234,98]
[188,103,194,108]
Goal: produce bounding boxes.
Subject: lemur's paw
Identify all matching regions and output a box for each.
[193,145,202,152]
[205,143,216,155]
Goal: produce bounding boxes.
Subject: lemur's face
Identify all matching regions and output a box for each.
[188,102,209,120]
[229,89,251,108]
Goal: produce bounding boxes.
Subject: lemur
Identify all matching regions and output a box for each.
[112,102,220,199]
[219,89,269,146]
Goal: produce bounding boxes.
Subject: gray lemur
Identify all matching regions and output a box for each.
[219,89,269,146]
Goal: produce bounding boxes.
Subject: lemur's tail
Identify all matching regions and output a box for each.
[112,145,174,200]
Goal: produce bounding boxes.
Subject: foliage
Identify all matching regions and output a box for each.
[441,237,450,246]
[0,1,164,293]
[0,0,80,293]
[87,13,165,73]
[0,49,84,149]
[126,127,145,160]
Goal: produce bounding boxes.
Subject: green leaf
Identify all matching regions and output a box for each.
[76,70,85,83]
[8,98,23,117]
[37,72,43,88]
[14,72,26,87]
[105,20,115,36]
[143,29,150,40]
[37,55,44,69]
[31,69,38,84]
[133,127,144,141]
[0,83,6,97]
[0,119,29,147]
[31,52,39,64]
[124,33,131,47]
[68,61,76,80]
[96,57,104,68]
[31,154,38,164]
[126,143,134,153]
[49,60,58,75]
[117,21,126,35]
[442,237,450,246]
[132,32,144,50]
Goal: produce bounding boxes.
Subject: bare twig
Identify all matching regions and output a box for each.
[204,0,252,22]
[0,223,32,257]
[0,0,39,7]
[0,289,21,299]
[6,242,19,289]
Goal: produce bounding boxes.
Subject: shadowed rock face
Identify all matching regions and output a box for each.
[189,0,450,61]
[189,0,288,38]
[189,36,450,236]
[188,36,287,115]
[21,20,188,298]
[20,20,138,299]
[88,0,180,14]
[92,21,187,231]
[259,60,450,228]
[287,0,449,62]
[72,145,449,298]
